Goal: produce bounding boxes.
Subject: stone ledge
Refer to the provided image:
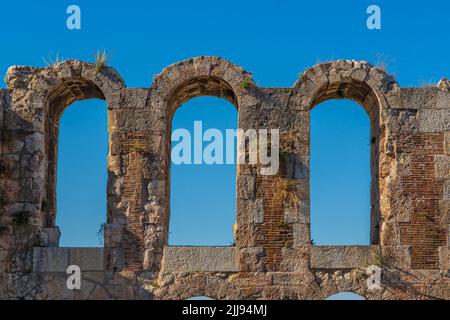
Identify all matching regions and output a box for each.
[162,246,239,272]
[310,245,379,269]
[33,247,104,272]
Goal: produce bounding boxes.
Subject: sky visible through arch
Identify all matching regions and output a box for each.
[1,0,449,300]
[55,96,371,248]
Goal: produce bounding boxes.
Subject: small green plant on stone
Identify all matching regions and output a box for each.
[12,211,31,227]
[367,250,385,268]
[130,143,144,153]
[95,50,108,73]
[276,221,287,229]
[279,150,289,162]
[240,79,253,90]
[356,268,367,280]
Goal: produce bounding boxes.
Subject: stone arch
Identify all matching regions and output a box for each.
[149,56,252,246]
[24,60,125,229]
[290,60,399,110]
[326,292,366,300]
[290,60,400,244]
[150,56,252,115]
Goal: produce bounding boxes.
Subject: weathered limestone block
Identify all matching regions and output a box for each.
[109,108,161,132]
[442,179,450,201]
[438,247,449,270]
[296,179,310,200]
[292,223,310,246]
[280,246,309,272]
[33,247,69,272]
[435,155,450,179]
[35,274,75,300]
[284,200,309,224]
[74,276,109,300]
[351,68,368,82]
[40,227,61,247]
[80,63,125,96]
[106,248,124,270]
[104,223,122,248]
[234,222,261,248]
[24,132,44,155]
[400,87,439,109]
[236,198,264,224]
[118,88,150,109]
[239,246,266,272]
[382,221,402,245]
[236,175,255,199]
[382,245,412,270]
[418,109,450,132]
[5,66,36,89]
[69,248,104,271]
[5,67,46,132]
[162,246,238,272]
[383,109,418,133]
[445,132,450,155]
[143,249,159,272]
[310,246,379,269]
[436,91,450,109]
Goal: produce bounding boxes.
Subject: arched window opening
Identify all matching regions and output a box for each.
[186,296,216,300]
[169,96,237,246]
[55,99,107,247]
[310,99,371,245]
[326,292,366,300]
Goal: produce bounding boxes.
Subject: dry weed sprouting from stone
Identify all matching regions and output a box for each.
[273,177,299,212]
[42,52,61,68]
[279,130,300,161]
[95,49,108,73]
[366,250,385,268]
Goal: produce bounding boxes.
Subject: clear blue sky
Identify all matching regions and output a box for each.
[1,0,449,299]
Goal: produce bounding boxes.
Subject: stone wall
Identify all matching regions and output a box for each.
[0,57,448,299]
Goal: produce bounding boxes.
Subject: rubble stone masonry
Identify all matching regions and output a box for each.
[0,57,448,299]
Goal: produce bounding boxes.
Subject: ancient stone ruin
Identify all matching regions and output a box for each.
[0,56,449,299]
